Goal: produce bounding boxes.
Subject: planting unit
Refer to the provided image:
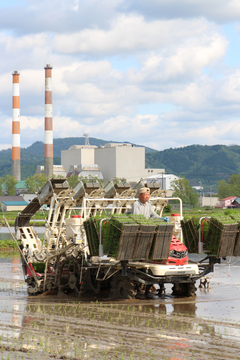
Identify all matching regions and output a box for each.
[8,178,236,299]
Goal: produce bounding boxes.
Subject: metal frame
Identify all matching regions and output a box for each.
[11,177,220,296]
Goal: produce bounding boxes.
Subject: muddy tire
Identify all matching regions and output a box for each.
[110,272,137,299]
[79,269,100,297]
[187,282,197,297]
[172,282,197,297]
[58,258,81,295]
[79,268,111,298]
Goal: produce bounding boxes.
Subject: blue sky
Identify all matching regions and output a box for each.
[0,0,26,8]
[0,0,240,151]
[222,23,240,66]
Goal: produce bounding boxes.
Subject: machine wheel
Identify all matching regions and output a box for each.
[187,282,197,297]
[58,257,81,295]
[157,283,165,296]
[110,272,137,299]
[172,282,197,297]
[26,278,43,295]
[79,269,101,297]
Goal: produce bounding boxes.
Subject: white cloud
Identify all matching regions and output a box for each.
[1,116,45,148]
[123,0,240,23]
[52,114,163,148]
[62,61,114,85]
[137,118,240,151]
[51,115,95,139]
[53,15,216,55]
[0,143,12,151]
[6,33,47,51]
[20,116,43,130]
[0,0,122,34]
[212,70,240,104]
[0,0,239,157]
[128,31,227,85]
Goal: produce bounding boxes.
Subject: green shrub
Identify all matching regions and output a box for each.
[163,203,172,213]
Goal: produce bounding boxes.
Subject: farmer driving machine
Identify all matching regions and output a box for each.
[7,178,228,298]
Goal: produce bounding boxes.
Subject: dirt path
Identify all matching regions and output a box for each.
[0,255,240,359]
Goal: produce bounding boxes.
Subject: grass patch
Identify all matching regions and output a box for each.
[0,240,21,251]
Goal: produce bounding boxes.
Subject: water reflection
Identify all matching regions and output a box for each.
[0,253,240,360]
[171,301,197,316]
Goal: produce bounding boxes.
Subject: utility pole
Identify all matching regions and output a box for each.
[199,182,202,207]
[210,185,213,209]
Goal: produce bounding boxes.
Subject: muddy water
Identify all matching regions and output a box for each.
[0,254,239,359]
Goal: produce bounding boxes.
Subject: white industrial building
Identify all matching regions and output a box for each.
[61,143,164,183]
[61,145,97,173]
[67,164,103,179]
[146,173,179,190]
[36,165,66,177]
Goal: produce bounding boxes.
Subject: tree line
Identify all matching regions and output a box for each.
[217,174,240,199]
[3,172,240,205]
[171,174,240,204]
[1,174,103,195]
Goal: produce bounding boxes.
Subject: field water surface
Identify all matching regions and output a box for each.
[0,253,239,359]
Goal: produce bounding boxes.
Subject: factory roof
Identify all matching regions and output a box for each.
[68,145,97,150]
[146,173,178,179]
[1,201,28,206]
[219,196,237,201]
[99,143,133,148]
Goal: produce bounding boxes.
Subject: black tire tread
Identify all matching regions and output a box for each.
[110,272,137,299]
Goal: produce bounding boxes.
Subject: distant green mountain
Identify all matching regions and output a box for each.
[146,144,240,189]
[25,137,156,158]
[0,147,45,179]
[1,137,156,179]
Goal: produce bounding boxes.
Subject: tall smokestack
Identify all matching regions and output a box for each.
[12,70,21,181]
[44,64,53,177]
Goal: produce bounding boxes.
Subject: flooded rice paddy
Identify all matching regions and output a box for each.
[0,253,239,359]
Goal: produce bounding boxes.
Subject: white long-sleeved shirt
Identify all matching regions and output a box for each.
[131,199,160,219]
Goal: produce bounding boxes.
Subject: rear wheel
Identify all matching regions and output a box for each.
[172,282,197,297]
[79,268,100,297]
[187,282,197,297]
[79,268,111,298]
[110,272,137,299]
[58,257,81,295]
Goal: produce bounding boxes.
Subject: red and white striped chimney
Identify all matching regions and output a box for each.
[44,64,53,177]
[12,70,21,181]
